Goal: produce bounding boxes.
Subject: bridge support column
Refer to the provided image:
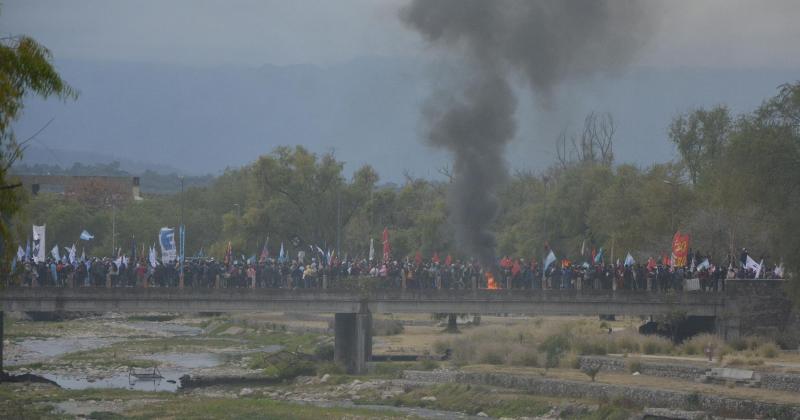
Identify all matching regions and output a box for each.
[715,315,741,341]
[1,311,4,375]
[334,309,371,375]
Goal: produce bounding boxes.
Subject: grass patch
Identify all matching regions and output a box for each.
[363,383,552,418]
[123,396,408,419]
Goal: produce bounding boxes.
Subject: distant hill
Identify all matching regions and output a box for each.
[11,161,214,194]
[12,56,800,181]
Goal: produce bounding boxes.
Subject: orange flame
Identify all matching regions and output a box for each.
[485,271,498,290]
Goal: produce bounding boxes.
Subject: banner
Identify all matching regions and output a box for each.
[671,231,690,267]
[80,230,94,240]
[32,225,46,263]
[159,227,177,263]
[51,245,61,262]
[382,227,391,262]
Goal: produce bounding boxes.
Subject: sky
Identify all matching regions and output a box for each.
[2,1,800,179]
[3,0,798,69]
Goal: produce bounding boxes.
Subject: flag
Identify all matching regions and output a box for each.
[647,257,656,271]
[369,238,375,262]
[414,250,422,265]
[67,244,77,264]
[775,263,784,277]
[445,254,452,266]
[432,252,440,264]
[25,236,31,260]
[594,248,604,264]
[159,227,177,263]
[382,227,391,261]
[580,239,586,257]
[16,245,25,261]
[697,258,710,270]
[543,250,557,271]
[662,254,670,266]
[278,242,286,262]
[149,245,158,268]
[624,253,635,267]
[80,248,86,263]
[51,244,60,261]
[179,225,185,264]
[32,225,46,263]
[512,260,521,276]
[744,255,761,274]
[671,231,690,267]
[247,255,256,265]
[591,247,597,263]
[259,238,270,263]
[79,230,94,240]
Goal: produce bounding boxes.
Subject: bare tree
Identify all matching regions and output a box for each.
[554,112,615,167]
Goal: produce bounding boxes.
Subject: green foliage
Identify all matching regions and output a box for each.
[1,29,76,273]
[539,333,570,369]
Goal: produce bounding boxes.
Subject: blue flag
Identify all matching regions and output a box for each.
[594,248,604,264]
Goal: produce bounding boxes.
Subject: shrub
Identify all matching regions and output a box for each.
[627,360,642,374]
[419,359,439,370]
[479,346,505,365]
[372,319,404,336]
[728,337,748,351]
[583,366,601,382]
[760,342,779,358]
[313,343,334,361]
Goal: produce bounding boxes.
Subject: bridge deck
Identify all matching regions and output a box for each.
[0,288,725,316]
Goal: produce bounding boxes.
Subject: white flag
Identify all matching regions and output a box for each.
[68,244,77,264]
[697,258,710,270]
[32,225,46,263]
[51,244,61,261]
[624,253,635,267]
[149,246,158,268]
[16,245,25,261]
[745,255,761,275]
[543,250,557,271]
[369,238,375,262]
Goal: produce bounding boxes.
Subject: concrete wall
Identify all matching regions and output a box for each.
[402,370,800,418]
[720,280,797,341]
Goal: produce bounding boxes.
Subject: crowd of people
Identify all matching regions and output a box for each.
[6,248,783,291]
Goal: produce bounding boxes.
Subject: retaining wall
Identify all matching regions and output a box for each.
[402,370,800,419]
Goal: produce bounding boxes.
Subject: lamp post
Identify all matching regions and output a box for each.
[179,176,185,288]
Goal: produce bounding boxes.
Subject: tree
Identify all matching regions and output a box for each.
[1,27,77,271]
[668,106,731,185]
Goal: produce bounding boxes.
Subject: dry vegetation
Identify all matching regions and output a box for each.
[431,317,784,370]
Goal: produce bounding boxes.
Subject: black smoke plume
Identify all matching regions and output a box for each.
[400,0,653,265]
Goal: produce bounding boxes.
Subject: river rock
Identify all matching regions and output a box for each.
[239,388,254,396]
[320,374,330,383]
[477,412,488,417]
[421,396,437,402]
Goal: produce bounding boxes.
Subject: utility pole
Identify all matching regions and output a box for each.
[111,204,116,256]
[336,188,341,257]
[179,176,185,288]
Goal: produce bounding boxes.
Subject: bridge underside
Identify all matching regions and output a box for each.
[1,287,733,374]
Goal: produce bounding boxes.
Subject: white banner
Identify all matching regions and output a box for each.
[684,278,701,291]
[159,227,177,263]
[32,225,46,263]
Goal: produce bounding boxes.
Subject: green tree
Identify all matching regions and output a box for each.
[669,106,731,185]
[1,26,77,271]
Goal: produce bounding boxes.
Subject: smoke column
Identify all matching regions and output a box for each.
[400,0,653,265]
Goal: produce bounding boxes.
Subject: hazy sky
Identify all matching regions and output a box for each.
[2,0,799,69]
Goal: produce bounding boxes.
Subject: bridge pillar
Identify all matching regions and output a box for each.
[334,308,372,375]
[0,311,4,375]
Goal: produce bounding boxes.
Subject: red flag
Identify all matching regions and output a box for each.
[432,252,440,264]
[647,257,656,271]
[671,231,690,267]
[444,254,452,266]
[511,260,521,276]
[414,250,422,266]
[591,248,597,263]
[500,256,513,269]
[382,227,391,261]
[662,254,670,266]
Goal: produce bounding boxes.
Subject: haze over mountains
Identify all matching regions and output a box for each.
[15,56,798,181]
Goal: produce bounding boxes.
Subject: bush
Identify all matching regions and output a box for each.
[479,346,505,365]
[628,360,642,374]
[583,366,601,382]
[372,319,404,336]
[314,343,334,361]
[760,342,779,358]
[728,337,748,351]
[419,359,440,370]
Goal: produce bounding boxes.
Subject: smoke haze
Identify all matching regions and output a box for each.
[400,0,655,265]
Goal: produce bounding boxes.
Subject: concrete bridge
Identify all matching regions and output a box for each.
[0,280,792,374]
